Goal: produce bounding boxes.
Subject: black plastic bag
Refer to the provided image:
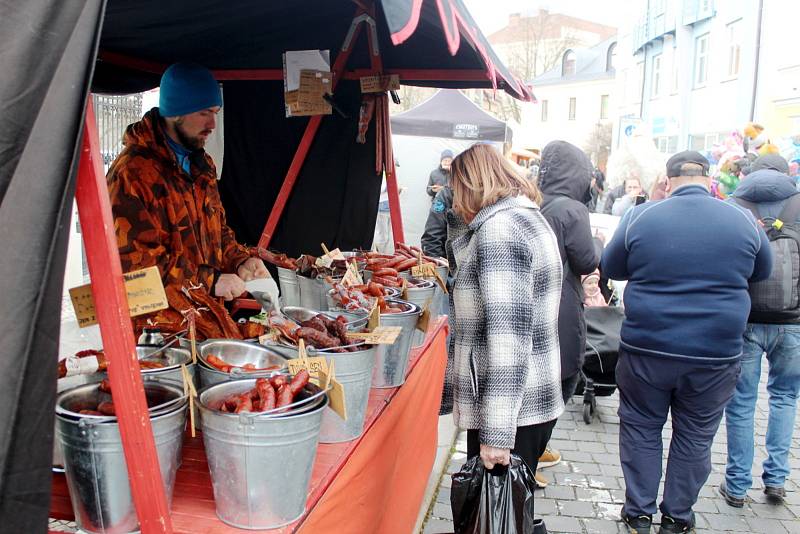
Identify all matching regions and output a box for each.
[450,454,537,534]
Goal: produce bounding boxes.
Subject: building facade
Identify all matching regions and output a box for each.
[613,0,800,154]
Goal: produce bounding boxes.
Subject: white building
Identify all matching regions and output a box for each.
[521,37,618,165]
[613,0,800,154]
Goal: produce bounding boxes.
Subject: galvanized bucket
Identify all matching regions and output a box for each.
[403,279,436,348]
[277,267,300,308]
[55,381,187,534]
[136,345,195,386]
[281,306,368,332]
[325,286,400,311]
[434,263,449,318]
[372,299,422,388]
[198,379,328,530]
[197,340,289,388]
[318,344,377,443]
[297,274,327,311]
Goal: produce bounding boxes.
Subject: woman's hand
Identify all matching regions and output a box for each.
[479,444,511,470]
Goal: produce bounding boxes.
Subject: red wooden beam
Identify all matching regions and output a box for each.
[380,97,405,244]
[257,8,366,250]
[76,99,173,534]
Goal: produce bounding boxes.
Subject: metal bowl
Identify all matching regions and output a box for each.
[198,339,290,372]
[136,345,192,372]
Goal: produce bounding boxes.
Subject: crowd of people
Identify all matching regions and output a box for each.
[424,140,799,534]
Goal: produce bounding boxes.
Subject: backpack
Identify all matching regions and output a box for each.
[734,195,800,323]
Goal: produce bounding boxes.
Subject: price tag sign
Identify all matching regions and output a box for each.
[287,341,330,383]
[411,262,437,278]
[181,364,198,438]
[367,302,381,331]
[360,74,400,93]
[341,261,363,287]
[315,245,346,269]
[346,326,403,345]
[69,266,168,328]
[416,302,431,333]
[400,278,409,301]
[318,360,347,420]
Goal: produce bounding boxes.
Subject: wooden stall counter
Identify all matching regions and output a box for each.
[51,318,449,534]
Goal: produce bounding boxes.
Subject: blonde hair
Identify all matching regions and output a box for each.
[450,144,542,222]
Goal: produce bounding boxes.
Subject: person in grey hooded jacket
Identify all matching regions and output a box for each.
[538,141,604,401]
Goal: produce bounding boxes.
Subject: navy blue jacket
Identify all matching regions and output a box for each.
[601,184,773,363]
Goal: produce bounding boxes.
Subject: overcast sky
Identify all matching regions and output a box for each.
[463,0,633,36]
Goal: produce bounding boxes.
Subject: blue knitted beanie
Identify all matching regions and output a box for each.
[159,63,222,117]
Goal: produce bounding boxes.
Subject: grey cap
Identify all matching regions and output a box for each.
[666,150,710,178]
[752,154,790,175]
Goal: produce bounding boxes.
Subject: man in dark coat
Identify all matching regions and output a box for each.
[539,141,604,400]
[426,149,453,200]
[421,185,452,258]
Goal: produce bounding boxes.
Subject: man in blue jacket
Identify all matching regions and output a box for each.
[601,151,773,534]
[720,155,800,508]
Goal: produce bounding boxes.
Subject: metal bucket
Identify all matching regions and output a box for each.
[136,345,195,386]
[55,381,187,534]
[198,379,328,530]
[403,279,436,347]
[282,306,368,332]
[277,267,300,308]
[297,274,327,311]
[325,286,400,311]
[318,344,377,443]
[372,299,422,388]
[197,340,289,388]
[434,264,449,317]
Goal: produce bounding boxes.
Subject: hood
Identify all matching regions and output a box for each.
[732,169,797,203]
[538,140,592,202]
[123,107,170,155]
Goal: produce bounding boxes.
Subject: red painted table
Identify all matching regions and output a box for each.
[51,318,448,534]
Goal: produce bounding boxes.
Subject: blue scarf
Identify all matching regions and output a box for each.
[165,135,192,175]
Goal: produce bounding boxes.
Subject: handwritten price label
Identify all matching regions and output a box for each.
[411,262,437,278]
[346,326,403,345]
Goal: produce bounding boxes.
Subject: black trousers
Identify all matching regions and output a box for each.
[467,419,558,472]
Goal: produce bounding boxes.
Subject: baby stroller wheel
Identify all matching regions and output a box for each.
[583,402,593,425]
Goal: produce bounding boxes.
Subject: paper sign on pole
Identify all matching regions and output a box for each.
[69,266,168,328]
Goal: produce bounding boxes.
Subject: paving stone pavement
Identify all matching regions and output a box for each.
[420,359,800,533]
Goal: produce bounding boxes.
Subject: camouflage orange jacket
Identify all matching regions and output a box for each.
[107,108,250,300]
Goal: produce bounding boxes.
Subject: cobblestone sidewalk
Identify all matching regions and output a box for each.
[420,360,800,533]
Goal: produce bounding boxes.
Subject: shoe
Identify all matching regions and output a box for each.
[538,446,562,468]
[620,507,652,534]
[658,515,695,533]
[718,482,745,508]
[534,470,549,489]
[533,518,548,534]
[764,485,786,504]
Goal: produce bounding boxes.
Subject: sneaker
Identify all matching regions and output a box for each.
[764,485,786,504]
[620,507,652,534]
[718,482,745,508]
[534,470,549,489]
[538,446,562,468]
[658,515,695,533]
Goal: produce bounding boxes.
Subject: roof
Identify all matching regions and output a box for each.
[488,11,616,45]
[390,89,509,141]
[532,35,618,86]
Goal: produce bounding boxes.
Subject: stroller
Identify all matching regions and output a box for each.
[576,306,625,424]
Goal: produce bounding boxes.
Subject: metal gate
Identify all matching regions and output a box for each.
[91,94,143,170]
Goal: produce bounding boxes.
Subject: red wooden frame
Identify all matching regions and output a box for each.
[76,100,173,532]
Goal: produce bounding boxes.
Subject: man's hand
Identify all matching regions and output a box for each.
[214,273,247,301]
[431,184,444,193]
[479,444,511,470]
[237,257,269,282]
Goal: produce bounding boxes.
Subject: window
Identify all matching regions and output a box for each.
[654,136,678,153]
[600,95,609,120]
[651,54,662,98]
[695,33,709,87]
[671,50,680,93]
[568,97,577,120]
[727,20,741,77]
[563,50,576,76]
[606,43,617,72]
[635,60,645,103]
[541,100,549,122]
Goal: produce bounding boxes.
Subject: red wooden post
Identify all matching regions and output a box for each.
[76,99,174,534]
[257,9,366,250]
[381,97,405,244]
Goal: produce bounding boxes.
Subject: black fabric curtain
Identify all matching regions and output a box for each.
[0,1,105,531]
[219,80,381,259]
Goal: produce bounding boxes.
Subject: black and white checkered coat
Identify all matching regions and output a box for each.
[442,195,564,448]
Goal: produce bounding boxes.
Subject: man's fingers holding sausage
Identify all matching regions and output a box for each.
[214,273,247,301]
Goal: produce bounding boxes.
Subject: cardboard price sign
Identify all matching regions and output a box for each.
[316,244,346,269]
[411,262,437,278]
[346,326,403,345]
[360,74,400,94]
[69,266,168,328]
[285,69,332,117]
[341,261,363,287]
[367,302,381,331]
[416,302,431,333]
[181,364,198,438]
[318,360,347,421]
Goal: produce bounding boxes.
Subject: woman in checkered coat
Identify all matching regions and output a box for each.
[442,143,564,472]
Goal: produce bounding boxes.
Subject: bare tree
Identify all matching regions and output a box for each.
[584,122,613,168]
[389,86,437,114]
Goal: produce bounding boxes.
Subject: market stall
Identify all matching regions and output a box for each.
[390,89,512,244]
[1,1,531,533]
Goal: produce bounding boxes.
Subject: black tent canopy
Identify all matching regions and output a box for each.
[0,1,531,531]
[391,89,511,142]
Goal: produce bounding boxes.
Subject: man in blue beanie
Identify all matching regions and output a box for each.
[107,63,273,338]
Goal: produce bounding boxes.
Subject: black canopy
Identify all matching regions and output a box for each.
[391,89,510,142]
[0,1,529,529]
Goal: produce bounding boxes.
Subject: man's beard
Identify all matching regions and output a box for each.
[175,122,208,151]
